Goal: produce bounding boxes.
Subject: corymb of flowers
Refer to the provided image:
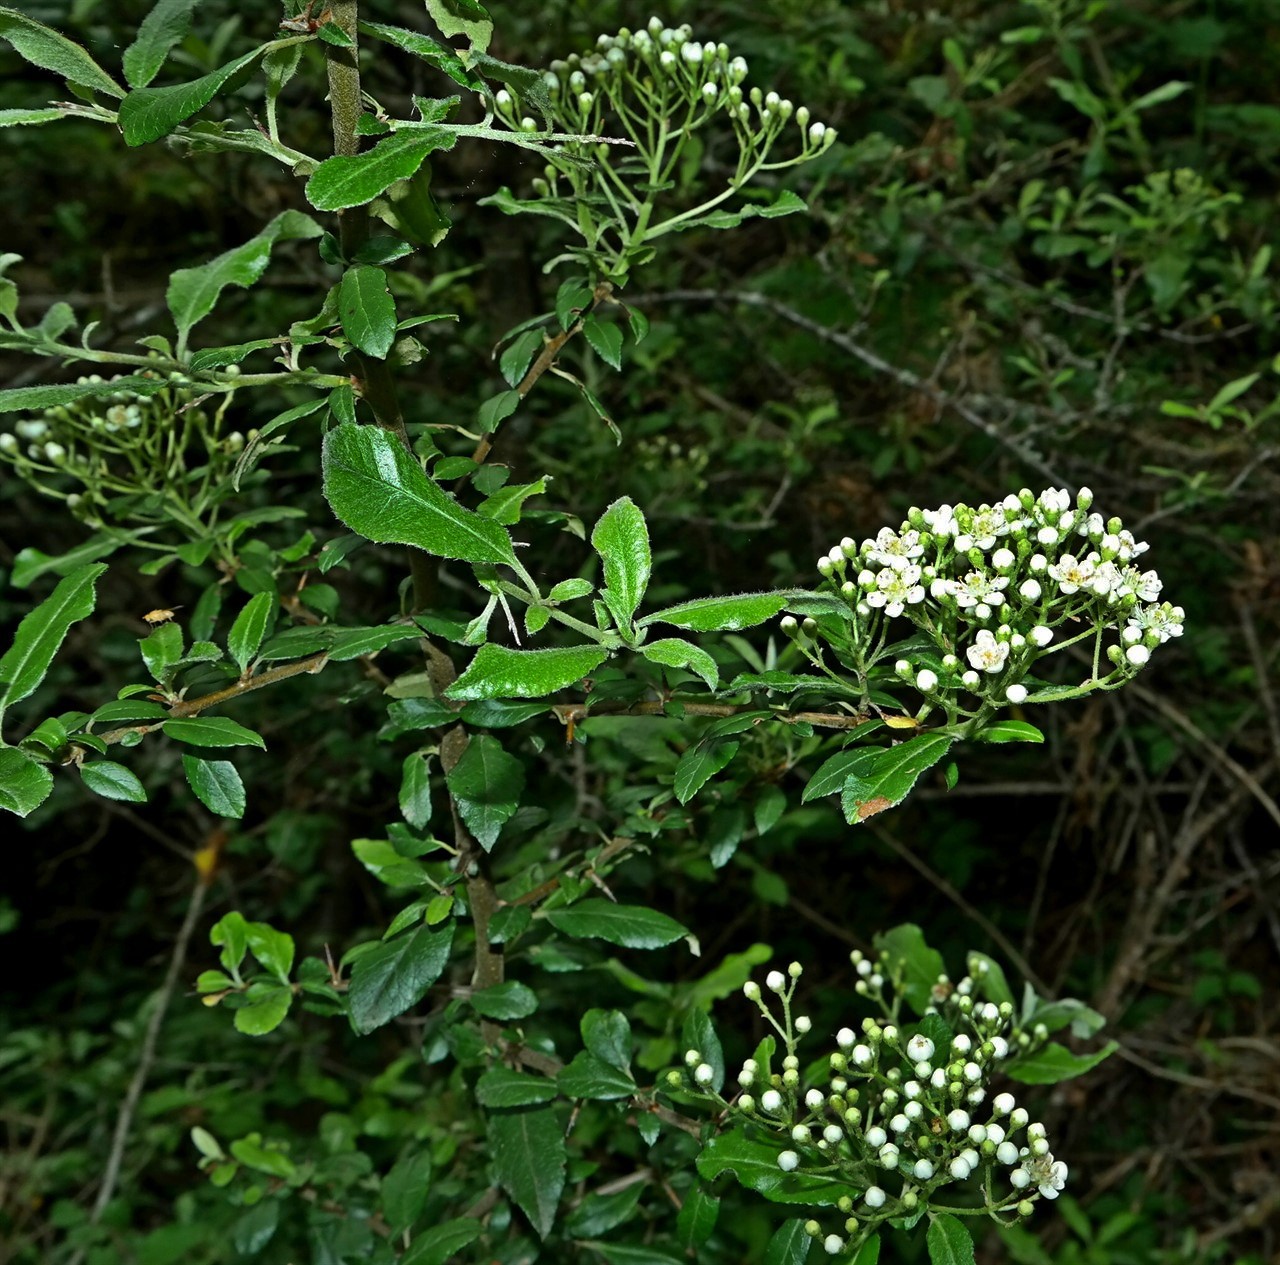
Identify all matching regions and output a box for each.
[672,955,1071,1260]
[785,486,1184,726]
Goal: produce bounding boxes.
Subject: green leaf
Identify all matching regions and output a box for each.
[640,591,790,633]
[0,563,106,720]
[322,424,517,566]
[477,388,521,434]
[475,1066,558,1108]
[0,746,54,817]
[641,638,718,690]
[763,1219,813,1265]
[0,8,124,97]
[0,107,62,127]
[591,497,650,634]
[227,592,276,675]
[163,716,265,749]
[444,733,524,850]
[477,476,547,525]
[682,1009,724,1093]
[470,980,538,1019]
[234,983,293,1036]
[337,264,397,358]
[1006,1040,1118,1084]
[583,316,624,370]
[675,189,809,232]
[328,624,421,661]
[79,760,147,804]
[677,1185,720,1251]
[381,1149,433,1235]
[446,643,608,702]
[167,210,322,344]
[231,1200,279,1255]
[0,375,169,415]
[138,620,183,685]
[975,720,1044,744]
[564,1185,644,1238]
[183,755,246,819]
[358,22,479,91]
[874,924,945,1016]
[210,911,248,975]
[557,1050,635,1100]
[966,952,1015,1009]
[581,1009,632,1071]
[229,1134,295,1177]
[926,1214,975,1265]
[401,1218,482,1265]
[695,1128,846,1205]
[307,131,446,212]
[839,735,954,822]
[117,42,273,145]
[123,0,196,89]
[399,751,433,830]
[244,921,294,981]
[424,0,493,56]
[487,1104,566,1240]
[1025,997,1107,1039]
[851,1234,880,1265]
[674,739,739,805]
[347,921,455,1035]
[545,900,689,950]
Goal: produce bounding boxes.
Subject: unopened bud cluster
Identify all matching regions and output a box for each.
[0,369,245,535]
[799,487,1183,714]
[672,950,1070,1260]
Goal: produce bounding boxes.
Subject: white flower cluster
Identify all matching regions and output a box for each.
[674,949,1074,1260]
[809,486,1183,706]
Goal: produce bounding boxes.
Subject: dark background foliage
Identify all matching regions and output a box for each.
[2,1,1277,1263]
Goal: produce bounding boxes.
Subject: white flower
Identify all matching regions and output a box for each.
[778,1150,800,1171]
[966,630,1009,674]
[808,121,826,144]
[1021,1151,1068,1199]
[1128,601,1184,644]
[953,569,1009,610]
[951,1034,972,1055]
[906,1035,935,1063]
[997,1141,1019,1165]
[864,564,925,617]
[1048,553,1097,594]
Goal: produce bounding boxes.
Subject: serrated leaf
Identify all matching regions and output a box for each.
[0,376,168,415]
[79,760,147,804]
[557,1050,634,1100]
[0,8,124,98]
[581,1009,631,1071]
[545,900,688,949]
[641,638,718,690]
[182,755,246,819]
[591,497,650,634]
[163,716,265,749]
[117,42,272,145]
[338,264,397,358]
[0,746,54,817]
[444,733,523,850]
[347,921,455,1035]
[227,592,275,674]
[322,425,517,566]
[471,980,538,1019]
[674,739,739,805]
[424,0,493,56]
[926,1214,975,1265]
[401,1218,482,1265]
[0,563,106,720]
[477,476,546,525]
[399,751,433,830]
[839,734,954,822]
[763,1219,812,1265]
[307,132,445,211]
[641,591,790,633]
[123,0,196,89]
[695,1128,846,1205]
[381,1149,433,1235]
[583,316,624,370]
[359,22,480,91]
[233,982,292,1036]
[487,1104,566,1239]
[446,643,608,702]
[167,209,322,344]
[1006,1040,1118,1084]
[677,1185,720,1251]
[475,1066,558,1108]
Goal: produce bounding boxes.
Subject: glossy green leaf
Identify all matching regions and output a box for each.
[477,476,547,525]
[444,733,524,850]
[338,264,397,358]
[674,739,739,805]
[79,760,147,804]
[839,734,954,822]
[163,716,265,749]
[0,107,63,127]
[307,132,445,212]
[695,1128,846,1205]
[763,1218,813,1265]
[233,983,292,1036]
[347,921,455,1035]
[1006,1039,1118,1084]
[975,719,1045,744]
[545,900,689,950]
[487,1103,566,1239]
[0,563,106,720]
[475,1066,558,1108]
[591,497,650,634]
[851,1233,881,1265]
[0,746,54,817]
[381,1149,433,1235]
[557,1050,635,1100]
[874,924,945,1016]
[447,643,608,702]
[681,1009,724,1093]
[401,1218,482,1265]
[0,8,124,97]
[641,638,718,690]
[229,1134,295,1177]
[123,0,196,88]
[10,532,149,589]
[231,1200,279,1255]
[677,1186,720,1252]
[1025,997,1107,1038]
[138,620,183,685]
[183,755,246,819]
[583,316,624,369]
[244,921,294,981]
[581,1009,631,1071]
[926,1214,975,1265]
[167,210,322,343]
[470,980,538,1019]
[118,42,273,145]
[358,21,478,90]
[0,376,169,415]
[227,592,276,674]
[399,751,433,830]
[640,591,790,633]
[322,425,517,566]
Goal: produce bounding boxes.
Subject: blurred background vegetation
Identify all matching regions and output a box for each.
[1,1,1277,1262]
